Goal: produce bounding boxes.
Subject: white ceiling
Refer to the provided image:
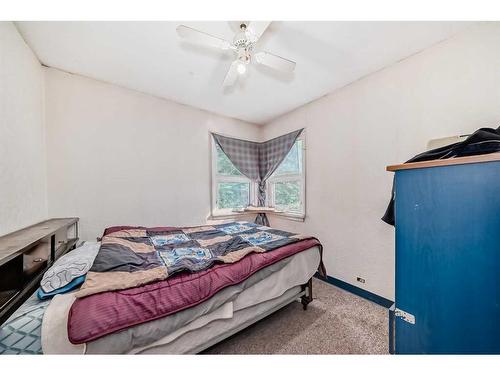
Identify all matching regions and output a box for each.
[16,21,473,124]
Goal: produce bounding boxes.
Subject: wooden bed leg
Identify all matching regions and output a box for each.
[301,278,313,310]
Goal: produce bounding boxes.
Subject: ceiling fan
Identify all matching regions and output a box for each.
[176,21,296,88]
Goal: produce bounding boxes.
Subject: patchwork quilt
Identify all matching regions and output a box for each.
[76,221,315,298]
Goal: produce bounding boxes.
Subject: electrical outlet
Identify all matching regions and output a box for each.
[356,277,366,284]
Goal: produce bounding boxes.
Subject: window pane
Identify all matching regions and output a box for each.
[274,140,302,176]
[217,182,249,209]
[274,181,301,212]
[216,144,243,176]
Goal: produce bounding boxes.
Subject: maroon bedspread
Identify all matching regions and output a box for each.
[68,236,323,344]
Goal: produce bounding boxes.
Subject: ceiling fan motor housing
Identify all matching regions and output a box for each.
[233,32,252,47]
[237,48,251,64]
[233,23,254,64]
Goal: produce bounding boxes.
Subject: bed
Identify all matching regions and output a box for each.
[1,221,324,354]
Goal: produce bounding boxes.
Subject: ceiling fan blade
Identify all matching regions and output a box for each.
[254,51,296,73]
[176,25,232,50]
[248,21,271,42]
[223,60,240,87]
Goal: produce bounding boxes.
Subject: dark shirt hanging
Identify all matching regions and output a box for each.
[382,126,500,226]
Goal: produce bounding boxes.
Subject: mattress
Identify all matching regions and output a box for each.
[141,285,304,354]
[42,246,320,354]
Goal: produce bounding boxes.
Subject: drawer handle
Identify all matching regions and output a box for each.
[33,258,44,263]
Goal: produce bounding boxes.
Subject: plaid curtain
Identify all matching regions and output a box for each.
[212,129,303,225]
[212,134,260,180]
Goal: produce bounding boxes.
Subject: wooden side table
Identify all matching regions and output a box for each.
[233,206,281,226]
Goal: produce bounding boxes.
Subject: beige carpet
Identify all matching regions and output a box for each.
[205,278,389,354]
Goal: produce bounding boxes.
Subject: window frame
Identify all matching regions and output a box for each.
[266,134,306,220]
[210,139,257,218]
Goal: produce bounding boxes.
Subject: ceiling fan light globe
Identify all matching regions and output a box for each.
[237,62,247,75]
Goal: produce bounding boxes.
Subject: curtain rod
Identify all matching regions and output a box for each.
[210,128,304,144]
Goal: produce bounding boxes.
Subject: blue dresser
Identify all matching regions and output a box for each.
[388,154,500,354]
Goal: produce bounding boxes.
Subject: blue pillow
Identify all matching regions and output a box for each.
[37,275,86,300]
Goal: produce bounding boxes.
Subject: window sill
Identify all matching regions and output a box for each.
[207,211,248,221]
[207,210,305,223]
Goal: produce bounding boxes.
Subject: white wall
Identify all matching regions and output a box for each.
[44,68,261,241]
[262,23,500,300]
[4,21,500,302]
[0,22,47,236]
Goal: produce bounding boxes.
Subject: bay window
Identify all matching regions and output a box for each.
[211,133,305,220]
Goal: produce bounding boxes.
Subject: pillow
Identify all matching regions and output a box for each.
[40,241,100,293]
[37,275,86,300]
